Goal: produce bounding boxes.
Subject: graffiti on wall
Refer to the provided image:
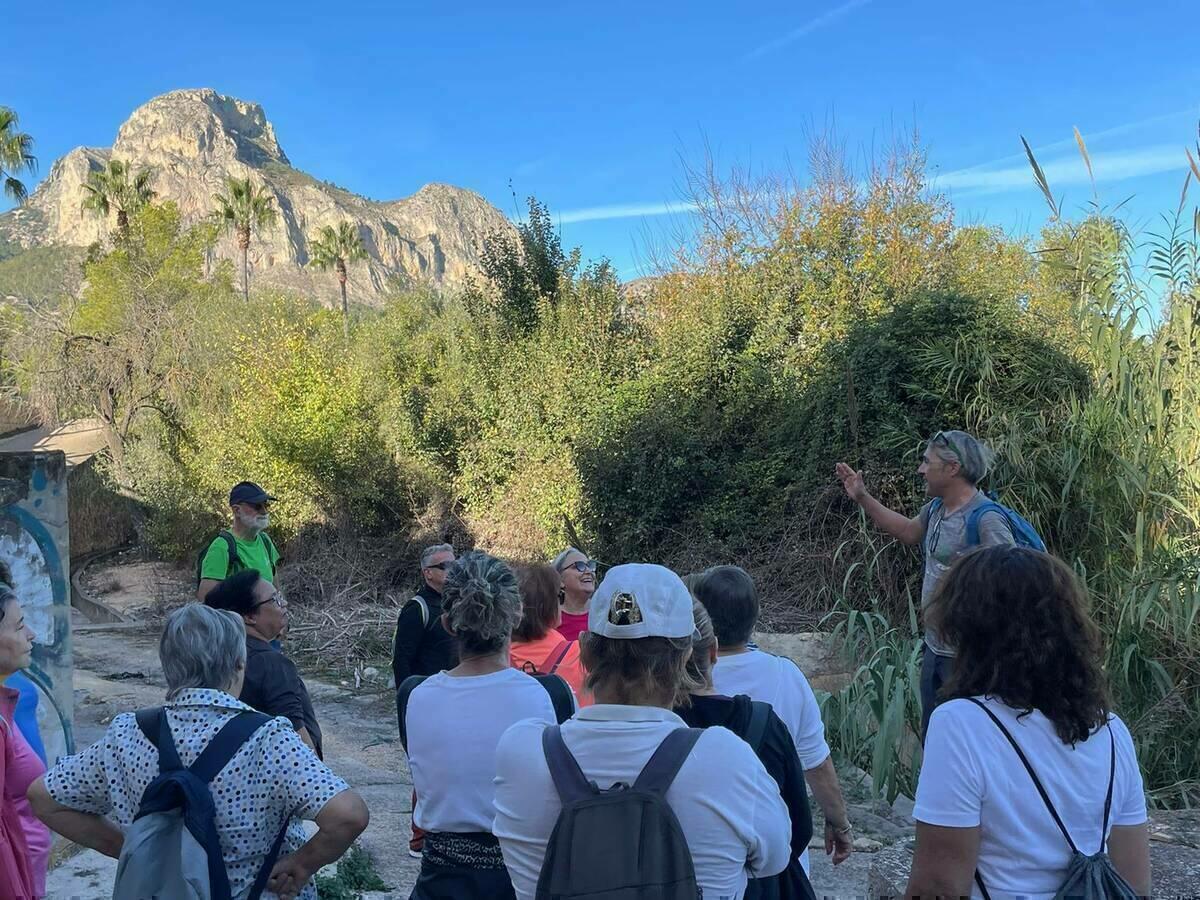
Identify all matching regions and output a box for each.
[0,452,74,762]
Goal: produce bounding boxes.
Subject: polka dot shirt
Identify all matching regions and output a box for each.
[44,688,350,900]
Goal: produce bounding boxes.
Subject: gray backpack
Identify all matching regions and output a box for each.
[970,699,1139,900]
[536,725,703,900]
[112,708,287,900]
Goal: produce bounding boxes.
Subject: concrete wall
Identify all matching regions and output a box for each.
[0,451,74,762]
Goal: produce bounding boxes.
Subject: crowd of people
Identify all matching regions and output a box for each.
[0,430,1153,898]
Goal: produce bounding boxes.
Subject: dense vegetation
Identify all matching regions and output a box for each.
[2,131,1198,807]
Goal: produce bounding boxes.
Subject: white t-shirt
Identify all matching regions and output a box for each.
[406,668,557,832]
[915,696,1147,900]
[493,704,791,900]
[712,650,831,874]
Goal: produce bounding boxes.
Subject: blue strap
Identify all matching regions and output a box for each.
[965,501,1013,546]
[190,711,273,783]
[542,725,597,804]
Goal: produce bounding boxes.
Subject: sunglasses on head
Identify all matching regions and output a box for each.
[561,559,597,574]
[930,430,964,462]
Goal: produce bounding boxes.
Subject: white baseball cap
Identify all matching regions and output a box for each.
[588,563,697,640]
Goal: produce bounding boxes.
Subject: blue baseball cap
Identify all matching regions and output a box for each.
[229,481,276,506]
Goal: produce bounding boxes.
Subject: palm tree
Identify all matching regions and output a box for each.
[212,177,278,301]
[0,107,36,204]
[308,221,367,338]
[81,160,155,234]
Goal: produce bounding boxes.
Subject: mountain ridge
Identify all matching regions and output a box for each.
[0,88,515,302]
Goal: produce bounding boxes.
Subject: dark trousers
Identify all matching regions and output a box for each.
[410,789,425,852]
[920,643,954,743]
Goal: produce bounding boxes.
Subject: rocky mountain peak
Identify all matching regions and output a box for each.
[0,89,514,302]
[113,88,288,168]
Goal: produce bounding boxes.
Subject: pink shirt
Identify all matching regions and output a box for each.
[5,724,47,897]
[557,610,589,643]
[0,687,35,900]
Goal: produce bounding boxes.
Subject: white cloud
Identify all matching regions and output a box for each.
[744,0,874,61]
[555,200,700,225]
[934,144,1187,195]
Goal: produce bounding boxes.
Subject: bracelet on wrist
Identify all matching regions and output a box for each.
[828,822,852,835]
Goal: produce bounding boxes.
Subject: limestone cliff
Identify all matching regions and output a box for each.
[0,89,514,302]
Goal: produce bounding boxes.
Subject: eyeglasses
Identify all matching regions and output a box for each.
[560,559,598,574]
[254,592,286,611]
[240,502,270,513]
[424,561,453,571]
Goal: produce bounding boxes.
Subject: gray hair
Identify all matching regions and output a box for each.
[160,604,247,700]
[421,543,455,569]
[929,430,995,485]
[552,547,584,571]
[442,551,522,654]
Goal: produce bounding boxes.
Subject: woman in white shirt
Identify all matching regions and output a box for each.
[493,563,791,900]
[906,546,1151,898]
[402,551,558,899]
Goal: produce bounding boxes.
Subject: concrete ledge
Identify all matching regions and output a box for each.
[70,546,132,625]
[868,838,1200,897]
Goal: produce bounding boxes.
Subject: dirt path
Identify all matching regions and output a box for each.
[48,618,874,899]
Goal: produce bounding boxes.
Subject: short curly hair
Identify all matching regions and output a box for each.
[926,546,1111,745]
[442,551,523,655]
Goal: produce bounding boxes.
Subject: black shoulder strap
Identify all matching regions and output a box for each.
[743,700,772,753]
[260,532,278,576]
[1101,721,1117,838]
[219,530,239,573]
[135,708,183,772]
[542,725,596,804]
[633,727,703,795]
[396,674,428,752]
[189,711,272,784]
[968,698,1079,853]
[532,673,575,724]
[248,818,288,900]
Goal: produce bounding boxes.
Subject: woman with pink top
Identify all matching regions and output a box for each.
[549,548,596,643]
[0,580,39,899]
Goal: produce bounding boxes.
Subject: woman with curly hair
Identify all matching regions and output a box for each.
[399,552,562,899]
[906,547,1151,898]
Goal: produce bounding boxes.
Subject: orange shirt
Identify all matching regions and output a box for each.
[509,630,592,707]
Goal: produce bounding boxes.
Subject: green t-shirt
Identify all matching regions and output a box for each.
[200,532,280,583]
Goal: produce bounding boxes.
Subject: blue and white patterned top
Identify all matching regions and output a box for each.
[44,688,350,900]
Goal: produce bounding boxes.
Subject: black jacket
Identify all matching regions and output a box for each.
[391,583,458,686]
[676,693,816,900]
[240,636,324,759]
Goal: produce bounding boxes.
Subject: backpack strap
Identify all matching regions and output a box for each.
[188,711,273,784]
[542,725,597,804]
[965,501,1015,547]
[135,708,183,773]
[412,595,431,629]
[219,530,239,574]
[742,700,772,753]
[247,817,289,900]
[396,674,428,752]
[633,728,703,795]
[968,699,1079,853]
[1101,721,1117,838]
[260,532,278,577]
[545,639,572,675]
[532,673,575,724]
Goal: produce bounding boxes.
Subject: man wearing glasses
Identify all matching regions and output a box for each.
[196,481,282,602]
[835,430,1014,738]
[204,569,323,758]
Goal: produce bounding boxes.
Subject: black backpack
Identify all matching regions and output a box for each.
[969,699,1139,900]
[535,725,703,900]
[395,672,575,750]
[195,530,277,587]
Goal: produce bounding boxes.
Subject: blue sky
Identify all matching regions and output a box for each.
[6,0,1199,278]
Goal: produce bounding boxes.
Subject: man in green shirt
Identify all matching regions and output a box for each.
[196,481,282,601]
